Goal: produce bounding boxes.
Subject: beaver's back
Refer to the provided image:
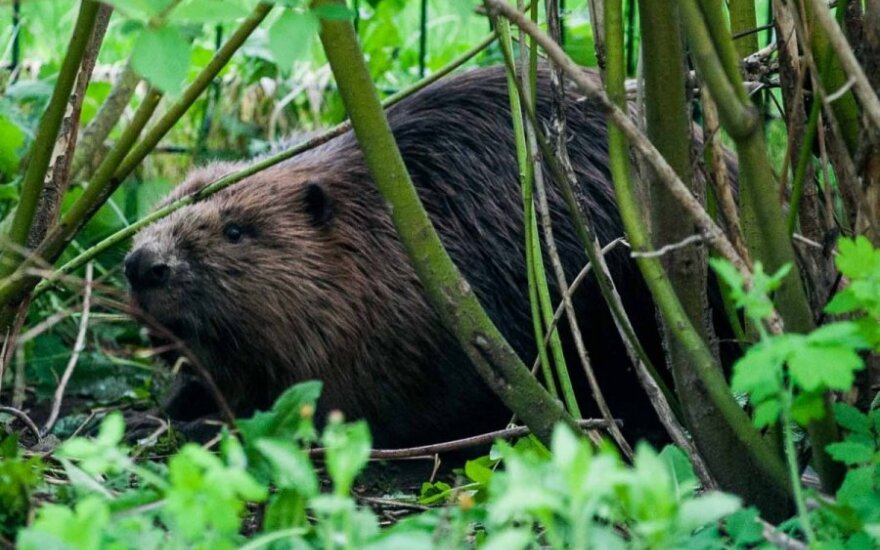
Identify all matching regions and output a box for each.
[316,66,665,443]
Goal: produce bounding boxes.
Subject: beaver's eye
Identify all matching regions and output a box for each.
[224,223,243,243]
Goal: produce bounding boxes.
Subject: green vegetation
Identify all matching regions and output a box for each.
[1,0,879,547]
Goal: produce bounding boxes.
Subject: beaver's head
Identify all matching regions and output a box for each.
[125,161,344,348]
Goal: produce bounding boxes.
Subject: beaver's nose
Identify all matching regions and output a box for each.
[125,248,170,290]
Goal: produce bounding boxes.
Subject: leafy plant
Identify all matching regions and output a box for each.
[9,382,762,549]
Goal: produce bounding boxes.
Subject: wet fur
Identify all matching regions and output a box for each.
[131,66,689,446]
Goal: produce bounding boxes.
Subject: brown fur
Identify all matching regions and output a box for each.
[128,66,683,446]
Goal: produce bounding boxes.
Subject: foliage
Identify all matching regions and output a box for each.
[9,382,762,550]
[0,0,878,547]
[711,237,880,545]
[0,435,42,539]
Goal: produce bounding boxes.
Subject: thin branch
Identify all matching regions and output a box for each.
[308,419,616,460]
[0,0,100,277]
[11,18,501,305]
[480,0,790,490]
[807,0,880,132]
[42,262,93,436]
[0,406,41,441]
[630,234,704,258]
[72,62,140,180]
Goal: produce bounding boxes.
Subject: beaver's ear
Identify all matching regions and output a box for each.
[301,181,334,227]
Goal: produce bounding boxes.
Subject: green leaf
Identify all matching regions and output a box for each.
[791,392,826,426]
[659,445,697,499]
[730,340,785,400]
[323,419,371,495]
[677,491,741,532]
[131,26,191,94]
[834,402,871,434]
[0,116,25,177]
[806,322,870,349]
[709,258,745,301]
[836,236,880,279]
[255,439,318,496]
[19,497,110,550]
[101,0,172,20]
[825,290,862,315]
[237,380,322,444]
[464,457,495,486]
[171,0,250,23]
[724,507,765,546]
[753,399,782,428]
[826,441,876,465]
[788,344,863,392]
[268,9,319,71]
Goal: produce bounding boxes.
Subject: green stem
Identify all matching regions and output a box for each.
[497,18,563,403]
[30,26,500,299]
[51,2,273,256]
[0,4,272,308]
[602,0,790,498]
[729,0,759,60]
[499,34,679,416]
[316,0,575,444]
[780,388,816,544]
[1,0,100,275]
[685,0,843,497]
[786,97,821,235]
[496,21,556,402]
[679,0,759,139]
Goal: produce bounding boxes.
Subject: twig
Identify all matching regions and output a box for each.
[760,519,808,550]
[806,0,880,132]
[823,76,856,103]
[629,233,704,258]
[535,238,628,353]
[482,0,786,334]
[25,25,500,301]
[357,496,429,512]
[42,262,93,436]
[72,62,140,181]
[0,406,41,441]
[308,419,616,460]
[495,14,635,458]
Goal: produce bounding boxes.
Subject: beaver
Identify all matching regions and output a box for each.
[125,65,706,446]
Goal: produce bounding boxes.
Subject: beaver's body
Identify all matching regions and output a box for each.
[126,66,682,446]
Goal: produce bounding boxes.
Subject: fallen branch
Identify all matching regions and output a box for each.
[308,419,617,460]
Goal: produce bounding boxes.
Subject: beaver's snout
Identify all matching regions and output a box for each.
[125,248,171,291]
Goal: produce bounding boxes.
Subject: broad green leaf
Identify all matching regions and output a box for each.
[788,344,863,391]
[268,9,319,71]
[171,0,250,23]
[834,402,871,434]
[825,290,862,315]
[724,507,765,546]
[131,26,191,94]
[100,0,172,20]
[0,116,25,176]
[464,457,495,486]
[677,491,741,532]
[806,322,869,349]
[255,439,318,495]
[791,392,826,426]
[836,236,880,279]
[826,441,876,465]
[237,381,322,444]
[753,399,781,428]
[323,419,372,496]
[730,340,785,400]
[659,445,697,499]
